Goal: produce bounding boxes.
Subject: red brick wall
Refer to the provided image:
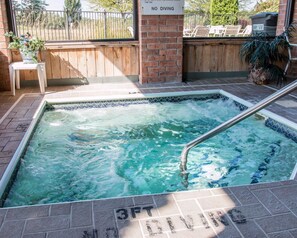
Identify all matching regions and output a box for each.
[0,1,11,91]
[138,8,183,83]
[276,0,287,35]
[276,0,297,76]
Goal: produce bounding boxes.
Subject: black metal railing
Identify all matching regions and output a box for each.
[13,9,134,41]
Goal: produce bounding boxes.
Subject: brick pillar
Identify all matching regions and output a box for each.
[276,0,297,76]
[0,1,11,91]
[276,0,288,35]
[138,2,183,84]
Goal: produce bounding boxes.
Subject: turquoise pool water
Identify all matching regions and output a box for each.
[4,96,297,207]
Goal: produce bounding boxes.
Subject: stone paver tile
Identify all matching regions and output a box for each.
[289,229,297,237]
[173,189,212,201]
[204,209,241,238]
[115,204,158,221]
[6,206,49,220]
[23,233,46,238]
[256,213,297,234]
[169,227,216,238]
[0,156,11,164]
[0,137,9,147]
[144,234,168,238]
[24,215,70,234]
[280,180,297,186]
[140,213,211,237]
[0,209,7,227]
[71,201,92,227]
[47,227,94,238]
[154,194,180,216]
[50,203,71,216]
[197,194,239,210]
[133,195,154,206]
[210,188,232,195]
[93,197,134,212]
[227,203,270,220]
[0,119,12,129]
[2,141,20,152]
[252,189,289,215]
[0,220,25,238]
[268,231,294,238]
[234,220,267,238]
[93,209,118,238]
[229,186,259,205]
[271,185,297,216]
[0,150,13,158]
[177,199,202,214]
[117,220,143,238]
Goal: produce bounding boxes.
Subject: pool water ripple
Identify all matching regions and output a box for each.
[4,98,297,207]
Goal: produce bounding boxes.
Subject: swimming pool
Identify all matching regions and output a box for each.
[2,91,297,207]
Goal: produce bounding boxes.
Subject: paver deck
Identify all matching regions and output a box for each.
[0,78,297,238]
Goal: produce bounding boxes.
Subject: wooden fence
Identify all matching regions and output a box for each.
[11,42,139,81]
[11,38,249,83]
[183,38,248,76]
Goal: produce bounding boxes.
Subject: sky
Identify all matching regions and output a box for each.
[16,0,92,11]
[46,0,92,11]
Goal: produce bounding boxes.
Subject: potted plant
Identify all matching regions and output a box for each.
[4,32,45,64]
[240,26,294,85]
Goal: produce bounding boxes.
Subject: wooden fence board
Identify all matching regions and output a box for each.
[104,47,114,76]
[113,47,123,76]
[86,49,96,77]
[67,50,81,78]
[76,49,88,77]
[50,50,61,79]
[59,50,70,79]
[95,47,105,77]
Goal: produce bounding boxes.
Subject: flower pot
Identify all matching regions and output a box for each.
[20,50,38,64]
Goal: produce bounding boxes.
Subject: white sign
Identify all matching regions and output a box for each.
[141,0,185,15]
[253,24,264,31]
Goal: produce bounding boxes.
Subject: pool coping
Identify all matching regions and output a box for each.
[1,81,297,237]
[2,89,297,207]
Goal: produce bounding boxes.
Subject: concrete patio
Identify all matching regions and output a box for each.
[0,78,297,238]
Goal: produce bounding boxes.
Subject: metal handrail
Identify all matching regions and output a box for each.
[180,80,297,173]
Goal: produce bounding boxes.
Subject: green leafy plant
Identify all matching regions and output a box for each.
[210,0,239,25]
[240,26,294,85]
[5,31,45,63]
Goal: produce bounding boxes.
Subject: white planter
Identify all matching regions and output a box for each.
[20,50,38,64]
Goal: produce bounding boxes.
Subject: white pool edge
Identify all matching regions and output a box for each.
[1,89,297,201]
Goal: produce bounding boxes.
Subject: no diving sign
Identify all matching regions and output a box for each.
[141,0,185,15]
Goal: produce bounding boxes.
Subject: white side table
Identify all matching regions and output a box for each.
[9,62,47,96]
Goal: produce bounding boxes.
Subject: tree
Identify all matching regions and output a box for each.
[210,0,239,25]
[87,0,133,13]
[64,0,82,26]
[185,0,211,24]
[11,0,22,10]
[20,0,47,12]
[254,0,279,13]
[20,0,48,24]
